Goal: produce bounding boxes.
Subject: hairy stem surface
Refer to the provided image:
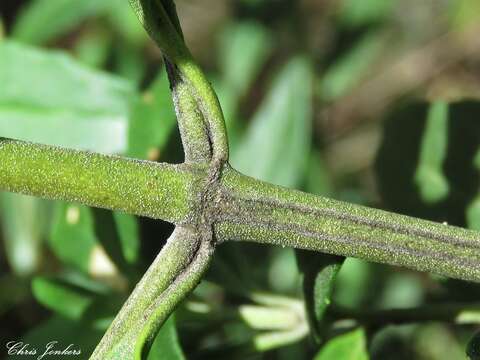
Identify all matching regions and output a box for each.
[0,138,200,223]
[216,166,480,282]
[91,226,213,359]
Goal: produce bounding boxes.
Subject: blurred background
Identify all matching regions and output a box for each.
[1,0,480,359]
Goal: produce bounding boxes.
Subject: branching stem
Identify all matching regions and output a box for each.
[1,1,480,359]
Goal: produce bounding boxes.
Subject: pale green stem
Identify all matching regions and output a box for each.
[2,141,480,282]
[0,138,200,223]
[129,0,228,163]
[90,226,213,359]
[165,59,212,163]
[216,166,480,282]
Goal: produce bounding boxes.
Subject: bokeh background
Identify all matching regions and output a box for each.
[1,0,480,359]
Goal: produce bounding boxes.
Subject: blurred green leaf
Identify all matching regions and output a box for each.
[232,56,313,188]
[379,273,423,309]
[0,193,50,276]
[467,330,480,360]
[104,0,148,45]
[23,314,104,359]
[219,21,272,98]
[338,0,394,27]
[414,324,464,360]
[74,27,112,69]
[320,32,385,101]
[147,315,185,360]
[113,212,140,266]
[268,248,300,294]
[0,275,29,317]
[112,43,145,85]
[450,0,480,30]
[467,147,480,230]
[314,328,369,360]
[49,203,98,273]
[242,294,308,351]
[334,258,372,308]
[239,305,298,331]
[297,252,344,343]
[91,208,140,278]
[12,0,105,45]
[32,276,97,320]
[414,101,450,204]
[253,328,308,352]
[126,72,176,160]
[305,152,332,196]
[216,21,272,150]
[0,40,134,153]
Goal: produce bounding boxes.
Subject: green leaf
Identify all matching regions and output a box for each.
[32,276,97,320]
[467,330,480,360]
[334,258,372,308]
[253,328,308,352]
[112,43,145,85]
[239,305,299,330]
[126,71,176,160]
[314,328,369,360]
[12,0,106,45]
[320,32,385,101]
[113,212,140,265]
[242,293,309,351]
[305,151,332,196]
[414,101,450,204]
[268,248,300,293]
[0,275,29,317]
[297,252,344,343]
[91,208,139,276]
[0,193,50,276]
[22,315,104,359]
[219,21,272,98]
[147,315,185,360]
[467,147,480,230]
[338,0,394,27]
[450,0,480,31]
[49,203,98,273]
[232,56,313,188]
[104,0,148,45]
[414,324,465,360]
[0,40,135,153]
[74,27,112,69]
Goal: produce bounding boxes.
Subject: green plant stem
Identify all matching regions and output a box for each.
[329,302,480,326]
[2,140,479,282]
[216,166,480,282]
[90,225,213,359]
[129,0,228,163]
[0,138,200,223]
[2,140,480,283]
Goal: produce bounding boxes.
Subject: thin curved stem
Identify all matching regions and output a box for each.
[90,226,214,359]
[129,0,229,163]
[0,138,200,223]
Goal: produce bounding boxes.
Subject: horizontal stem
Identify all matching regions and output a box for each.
[216,166,480,282]
[0,138,200,223]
